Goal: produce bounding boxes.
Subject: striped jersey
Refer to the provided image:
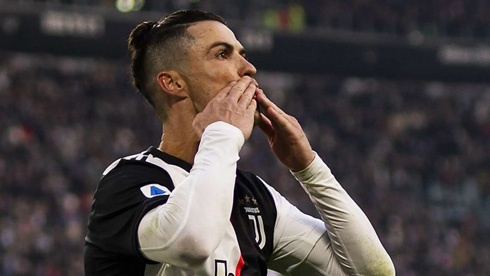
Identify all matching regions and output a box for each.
[85,146,276,276]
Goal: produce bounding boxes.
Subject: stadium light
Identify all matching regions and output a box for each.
[115,0,145,13]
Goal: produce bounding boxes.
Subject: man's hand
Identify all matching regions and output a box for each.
[192,76,257,140]
[256,88,315,172]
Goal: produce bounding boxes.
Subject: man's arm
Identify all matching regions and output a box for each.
[266,153,394,276]
[255,90,394,275]
[138,77,257,268]
[138,122,243,267]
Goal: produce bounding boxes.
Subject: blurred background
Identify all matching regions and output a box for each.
[1,0,490,275]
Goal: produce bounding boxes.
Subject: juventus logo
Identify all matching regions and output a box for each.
[248,214,266,249]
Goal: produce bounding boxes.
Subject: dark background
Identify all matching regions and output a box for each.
[1,1,489,275]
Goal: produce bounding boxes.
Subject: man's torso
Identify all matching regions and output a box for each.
[84,147,277,276]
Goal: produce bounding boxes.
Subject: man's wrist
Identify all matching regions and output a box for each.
[289,151,316,173]
[202,121,245,148]
[290,152,332,182]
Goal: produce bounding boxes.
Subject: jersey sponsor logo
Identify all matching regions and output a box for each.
[140,184,171,198]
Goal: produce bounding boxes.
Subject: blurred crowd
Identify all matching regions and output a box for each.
[1,51,490,276]
[9,0,490,39]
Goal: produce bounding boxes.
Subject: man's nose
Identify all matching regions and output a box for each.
[238,56,257,78]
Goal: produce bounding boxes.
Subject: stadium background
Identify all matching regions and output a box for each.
[1,0,490,275]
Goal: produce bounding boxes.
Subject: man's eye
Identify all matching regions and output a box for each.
[216,51,228,59]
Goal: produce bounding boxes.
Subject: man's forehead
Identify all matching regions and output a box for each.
[187,21,242,49]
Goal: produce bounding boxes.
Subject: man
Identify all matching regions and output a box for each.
[84,9,395,276]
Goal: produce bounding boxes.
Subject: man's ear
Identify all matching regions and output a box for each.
[157,71,187,97]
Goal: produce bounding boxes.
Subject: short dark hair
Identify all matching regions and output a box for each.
[128,10,226,120]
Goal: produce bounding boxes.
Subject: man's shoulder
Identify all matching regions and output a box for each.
[96,147,178,194]
[101,146,191,181]
[103,148,166,176]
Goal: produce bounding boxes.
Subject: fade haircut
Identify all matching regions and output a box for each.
[128,10,226,120]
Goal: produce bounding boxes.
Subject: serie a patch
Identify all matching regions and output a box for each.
[140,184,171,198]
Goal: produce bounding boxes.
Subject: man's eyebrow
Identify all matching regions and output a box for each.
[207,41,247,56]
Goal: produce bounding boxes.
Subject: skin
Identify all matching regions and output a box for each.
[157,20,314,172]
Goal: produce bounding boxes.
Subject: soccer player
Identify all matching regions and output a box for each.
[84,9,395,276]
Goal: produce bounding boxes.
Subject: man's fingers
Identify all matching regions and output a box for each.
[246,98,257,113]
[216,77,256,102]
[256,89,286,116]
[266,106,293,131]
[228,76,253,100]
[214,81,238,101]
[258,112,274,139]
[257,89,296,130]
[238,83,256,107]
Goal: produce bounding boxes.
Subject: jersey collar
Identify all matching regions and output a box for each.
[147,146,193,172]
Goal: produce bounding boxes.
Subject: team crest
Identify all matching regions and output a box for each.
[239,194,266,249]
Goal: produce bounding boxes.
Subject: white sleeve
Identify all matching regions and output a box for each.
[137,121,244,268]
[267,153,395,276]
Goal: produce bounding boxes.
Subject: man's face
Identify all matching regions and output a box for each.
[182,21,257,112]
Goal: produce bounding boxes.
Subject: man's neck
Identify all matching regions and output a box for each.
[158,116,200,165]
